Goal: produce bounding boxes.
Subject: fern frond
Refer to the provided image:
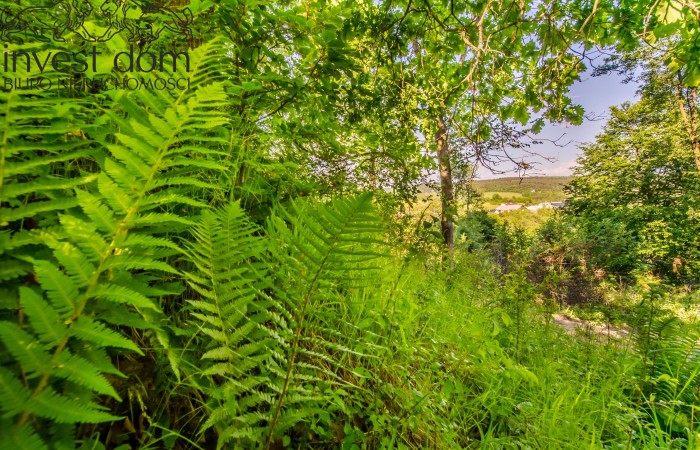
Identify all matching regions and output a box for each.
[26,387,120,424]
[32,259,79,314]
[263,192,385,447]
[0,43,99,294]
[19,287,66,346]
[52,351,121,400]
[70,316,142,354]
[185,201,278,446]
[0,322,53,375]
[0,34,233,449]
[0,366,31,417]
[0,424,48,450]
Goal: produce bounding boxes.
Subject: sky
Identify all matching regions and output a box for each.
[476,70,640,179]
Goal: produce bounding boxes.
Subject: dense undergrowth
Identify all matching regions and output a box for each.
[1,1,699,449]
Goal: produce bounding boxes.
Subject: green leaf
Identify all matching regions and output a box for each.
[71,317,142,354]
[20,287,67,346]
[33,260,78,314]
[0,366,31,417]
[0,424,49,450]
[513,106,529,125]
[0,322,52,375]
[91,284,160,311]
[27,387,121,423]
[53,352,121,400]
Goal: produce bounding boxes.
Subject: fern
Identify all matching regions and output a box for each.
[633,287,700,437]
[0,37,233,448]
[264,192,385,446]
[0,42,99,306]
[184,201,280,447]
[184,193,385,448]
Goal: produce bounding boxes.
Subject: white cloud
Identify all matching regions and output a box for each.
[540,162,578,176]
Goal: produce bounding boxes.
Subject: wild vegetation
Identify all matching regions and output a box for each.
[0,0,699,449]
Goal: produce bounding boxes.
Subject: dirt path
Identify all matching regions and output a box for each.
[552,313,633,341]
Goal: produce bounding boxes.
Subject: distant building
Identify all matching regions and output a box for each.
[525,201,566,212]
[495,202,525,213]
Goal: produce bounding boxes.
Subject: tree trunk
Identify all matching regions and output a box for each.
[687,87,700,171]
[436,115,454,262]
[690,87,700,171]
[676,81,700,171]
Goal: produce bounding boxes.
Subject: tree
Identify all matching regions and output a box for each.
[566,65,700,281]
[353,0,623,260]
[598,0,700,169]
[594,43,700,172]
[210,0,700,262]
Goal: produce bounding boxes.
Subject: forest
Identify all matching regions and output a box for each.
[0,0,699,449]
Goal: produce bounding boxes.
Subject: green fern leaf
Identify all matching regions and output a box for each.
[74,190,118,235]
[71,317,142,355]
[0,366,31,417]
[185,201,277,445]
[33,259,78,314]
[76,344,126,377]
[0,424,48,450]
[0,260,32,283]
[262,193,385,443]
[19,287,66,346]
[53,352,121,400]
[27,387,121,423]
[0,37,234,446]
[48,242,96,286]
[91,284,160,311]
[0,322,52,376]
[1,198,80,224]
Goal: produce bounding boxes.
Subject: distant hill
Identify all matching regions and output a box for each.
[413,176,572,214]
[474,176,571,205]
[473,176,571,195]
[410,176,572,230]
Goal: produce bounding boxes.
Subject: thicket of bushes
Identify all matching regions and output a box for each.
[0,1,698,449]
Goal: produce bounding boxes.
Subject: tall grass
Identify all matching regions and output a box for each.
[283,248,697,449]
